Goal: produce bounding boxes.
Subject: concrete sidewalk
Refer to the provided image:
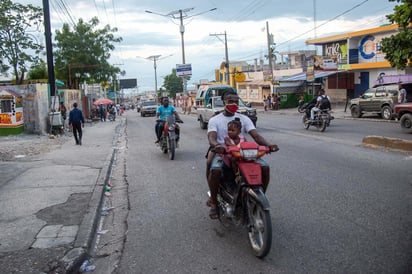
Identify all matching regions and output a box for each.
[0,117,123,273]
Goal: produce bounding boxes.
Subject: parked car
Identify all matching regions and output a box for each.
[393,102,412,133]
[350,85,399,120]
[140,100,157,117]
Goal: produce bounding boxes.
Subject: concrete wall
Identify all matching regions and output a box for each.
[9,84,81,135]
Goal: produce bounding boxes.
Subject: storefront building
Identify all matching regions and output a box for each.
[306,24,409,99]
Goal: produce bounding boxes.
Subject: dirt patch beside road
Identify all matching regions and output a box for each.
[0,134,68,161]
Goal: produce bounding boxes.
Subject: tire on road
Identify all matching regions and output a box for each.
[351,105,362,118]
[400,113,412,133]
[381,105,393,120]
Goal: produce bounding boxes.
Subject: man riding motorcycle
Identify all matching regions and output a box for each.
[206,90,279,219]
[310,88,331,121]
[155,97,182,144]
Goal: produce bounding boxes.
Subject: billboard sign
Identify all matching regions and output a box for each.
[119,78,137,89]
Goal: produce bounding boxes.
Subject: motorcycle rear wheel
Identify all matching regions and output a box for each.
[247,196,272,258]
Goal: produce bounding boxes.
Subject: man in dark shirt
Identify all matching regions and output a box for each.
[69,102,85,145]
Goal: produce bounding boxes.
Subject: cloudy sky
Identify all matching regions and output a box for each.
[18,0,397,92]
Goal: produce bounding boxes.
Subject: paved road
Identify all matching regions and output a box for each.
[114,110,411,273]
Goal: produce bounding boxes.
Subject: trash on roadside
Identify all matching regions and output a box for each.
[104,185,111,192]
[79,259,96,272]
[100,206,115,216]
[102,206,115,212]
[104,191,111,197]
[97,229,109,235]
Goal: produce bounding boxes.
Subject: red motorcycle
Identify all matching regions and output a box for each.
[156,115,182,160]
[209,142,273,258]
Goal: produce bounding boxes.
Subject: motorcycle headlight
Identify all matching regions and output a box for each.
[241,149,258,160]
[168,125,175,131]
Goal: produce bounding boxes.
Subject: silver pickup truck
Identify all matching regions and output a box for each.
[197,96,257,129]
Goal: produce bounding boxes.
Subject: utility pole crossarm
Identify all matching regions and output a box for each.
[210,31,229,84]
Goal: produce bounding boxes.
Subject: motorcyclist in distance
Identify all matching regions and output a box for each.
[206,90,279,219]
[310,88,331,121]
[304,91,319,119]
[155,97,182,144]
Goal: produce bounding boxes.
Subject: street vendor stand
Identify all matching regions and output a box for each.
[0,89,24,135]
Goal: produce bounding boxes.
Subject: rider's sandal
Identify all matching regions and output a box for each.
[209,206,219,219]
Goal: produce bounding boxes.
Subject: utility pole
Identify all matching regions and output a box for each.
[266,21,275,93]
[42,0,55,97]
[148,55,161,93]
[210,31,229,84]
[145,7,217,95]
[138,54,173,97]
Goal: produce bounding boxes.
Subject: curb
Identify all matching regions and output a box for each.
[64,121,122,273]
[362,135,412,152]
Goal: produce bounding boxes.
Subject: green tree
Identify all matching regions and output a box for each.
[54,17,122,88]
[27,60,48,80]
[162,69,183,98]
[381,0,412,70]
[0,0,43,84]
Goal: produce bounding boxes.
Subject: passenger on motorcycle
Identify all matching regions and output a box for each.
[222,118,246,177]
[155,97,182,143]
[206,90,279,219]
[310,88,331,120]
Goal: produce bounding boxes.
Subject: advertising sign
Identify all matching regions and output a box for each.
[305,55,314,82]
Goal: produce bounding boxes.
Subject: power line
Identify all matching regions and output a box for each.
[276,0,369,48]
[55,0,76,27]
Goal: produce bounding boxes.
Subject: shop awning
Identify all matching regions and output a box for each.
[279,70,340,81]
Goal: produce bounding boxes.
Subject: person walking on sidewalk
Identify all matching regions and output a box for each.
[59,102,67,130]
[69,102,85,145]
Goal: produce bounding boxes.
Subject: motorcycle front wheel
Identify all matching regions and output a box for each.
[302,116,310,130]
[319,118,327,132]
[247,196,272,258]
[168,137,175,160]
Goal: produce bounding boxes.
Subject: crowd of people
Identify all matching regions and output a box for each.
[263,93,281,111]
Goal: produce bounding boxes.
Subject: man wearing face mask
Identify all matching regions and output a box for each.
[206,90,279,219]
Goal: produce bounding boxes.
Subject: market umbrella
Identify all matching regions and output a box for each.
[93,98,114,106]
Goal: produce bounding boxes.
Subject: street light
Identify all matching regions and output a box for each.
[145,7,216,96]
[138,54,173,94]
[145,7,217,65]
